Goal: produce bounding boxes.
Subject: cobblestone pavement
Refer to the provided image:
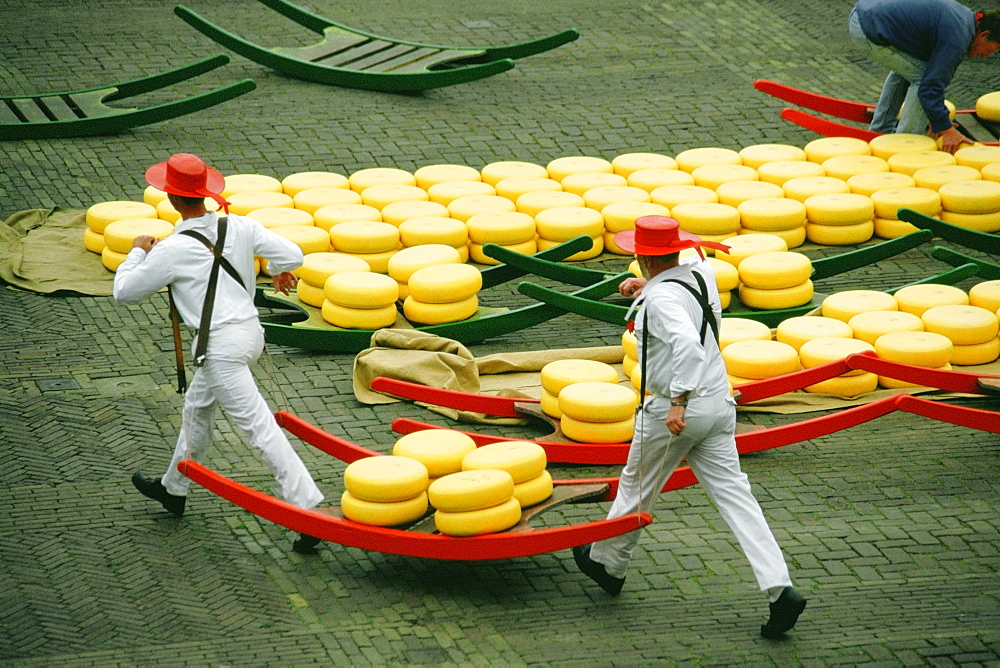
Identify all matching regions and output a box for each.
[2,0,1000,665]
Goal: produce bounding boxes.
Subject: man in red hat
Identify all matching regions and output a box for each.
[572,216,807,639]
[113,153,325,554]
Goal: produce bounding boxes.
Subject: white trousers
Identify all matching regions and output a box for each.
[589,393,792,592]
[160,319,324,510]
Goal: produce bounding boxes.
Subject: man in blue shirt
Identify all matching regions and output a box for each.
[849,0,1000,152]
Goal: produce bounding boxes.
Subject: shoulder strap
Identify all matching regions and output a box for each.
[661,274,720,348]
[178,218,248,293]
[186,217,234,367]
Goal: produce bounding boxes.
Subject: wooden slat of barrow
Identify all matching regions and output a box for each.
[37,95,81,121]
[278,30,371,63]
[368,48,469,73]
[0,100,23,124]
[12,98,50,123]
[319,39,397,67]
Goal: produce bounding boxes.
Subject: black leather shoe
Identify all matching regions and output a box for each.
[131,472,186,516]
[573,544,625,595]
[761,587,807,639]
[292,533,322,554]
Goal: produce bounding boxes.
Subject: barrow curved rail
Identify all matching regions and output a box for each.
[175,1,577,92]
[897,209,1000,256]
[0,55,255,140]
[930,246,1000,280]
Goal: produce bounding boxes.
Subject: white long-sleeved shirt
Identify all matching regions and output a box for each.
[630,258,730,401]
[113,211,303,330]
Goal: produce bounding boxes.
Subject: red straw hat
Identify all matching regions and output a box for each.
[614,215,730,257]
[145,153,229,209]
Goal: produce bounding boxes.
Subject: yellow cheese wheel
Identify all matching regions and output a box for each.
[560,172,628,196]
[691,164,758,190]
[955,145,1000,171]
[83,227,105,253]
[281,171,349,197]
[847,309,924,344]
[722,340,801,379]
[558,382,639,423]
[462,441,547,484]
[434,496,521,536]
[413,164,481,191]
[975,91,1000,121]
[403,294,478,324]
[893,283,968,316]
[805,372,879,396]
[469,239,536,265]
[715,233,787,267]
[407,263,482,303]
[868,133,938,160]
[910,165,981,190]
[737,197,807,231]
[627,168,695,192]
[741,224,806,249]
[535,206,606,241]
[393,430,479,478]
[86,201,158,233]
[782,176,851,203]
[799,336,875,376]
[873,216,920,239]
[103,218,174,253]
[820,154,890,180]
[294,279,326,307]
[248,207,315,229]
[360,184,428,211]
[846,171,916,197]
[513,470,554,508]
[727,372,759,387]
[776,316,854,351]
[939,209,1000,232]
[674,147,741,173]
[516,193,587,220]
[622,353,638,377]
[950,337,1000,365]
[757,160,825,186]
[874,330,953,367]
[804,193,875,225]
[321,300,398,328]
[886,150,956,176]
[269,225,329,254]
[629,363,643,391]
[540,359,619,395]
[153,199,215,224]
[329,221,399,253]
[582,185,652,211]
[822,290,899,322]
[536,235,604,261]
[708,256,741,292]
[979,161,1000,182]
[494,176,563,202]
[921,304,999,345]
[448,195,517,222]
[671,202,741,235]
[879,363,952,389]
[341,490,428,526]
[622,329,638,360]
[387,244,462,283]
[649,185,718,209]
[427,180,496,206]
[602,202,671,233]
[143,185,168,207]
[601,230,627,255]
[737,251,812,289]
[344,455,429,502]
[380,200,451,226]
[101,246,128,272]
[226,191,293,216]
[719,289,732,309]
[480,160,549,186]
[339,247,398,274]
[397,217,467,248]
[466,211,536,245]
[715,180,785,207]
[348,167,415,193]
[427,469,514,512]
[738,144,807,169]
[312,203,381,231]
[719,317,772,350]
[324,271,399,307]
[546,156,614,182]
[938,180,1000,214]
[738,280,814,309]
[561,414,634,443]
[804,136,871,163]
[540,388,562,418]
[297,252,370,287]
[221,174,282,199]
[970,280,1000,313]
[612,152,679,176]
[293,187,363,215]
[805,221,874,245]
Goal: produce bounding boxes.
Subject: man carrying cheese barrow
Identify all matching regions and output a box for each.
[849,0,1000,152]
[572,216,806,639]
[113,153,325,554]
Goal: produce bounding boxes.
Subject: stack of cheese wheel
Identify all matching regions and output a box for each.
[822,289,899,323]
[397,216,469,262]
[515,190,586,217]
[921,304,1000,365]
[341,455,429,527]
[561,172,627,197]
[736,197,808,248]
[621,328,639,377]
[868,133,937,161]
[248,207,314,230]
[708,255,740,309]
[775,315,853,351]
[312,203,381,232]
[292,187,363,216]
[803,136,871,164]
[873,330,953,388]
[426,180,496,206]
[539,359,619,419]
[221,174,283,199]
[970,279,1000,315]
[674,147,741,173]
[671,202,741,248]
[380,200,450,227]
[719,317,772,350]
[393,429,477,481]
[534,206,606,261]
[870,186,941,239]
[937,180,1000,232]
[601,202,670,255]
[403,262,482,325]
[820,154,888,181]
[226,190,293,216]
[466,211,537,264]
[462,440,550,510]
[322,271,399,329]
[757,160,824,187]
[911,164,982,191]
[281,171,350,197]
[413,164,481,191]
[798,337,879,396]
[847,309,924,345]
[558,381,639,444]
[722,339,801,386]
[494,176,562,202]
[715,233,787,270]
[479,160,549,187]
[893,283,968,317]
[388,243,463,303]
[428,469,518,535]
[611,152,678,177]
[294,252,370,308]
[348,167,415,193]
[84,200,158,257]
[803,192,875,245]
[100,217,174,272]
[329,221,400,273]
[546,155,614,183]
[737,251,814,310]
[738,144,807,169]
